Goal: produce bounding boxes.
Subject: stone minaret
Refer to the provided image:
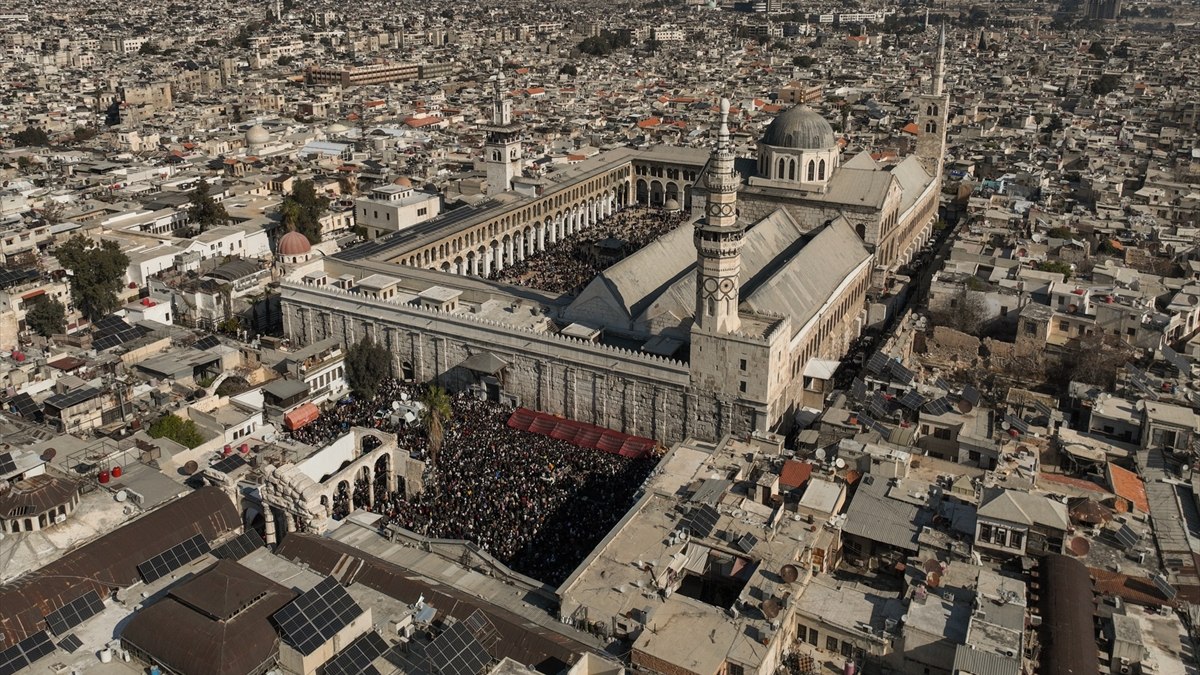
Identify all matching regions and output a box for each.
[483,71,522,196]
[916,24,949,177]
[693,98,744,334]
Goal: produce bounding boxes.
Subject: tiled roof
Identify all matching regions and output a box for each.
[1106,463,1149,513]
[779,460,813,489]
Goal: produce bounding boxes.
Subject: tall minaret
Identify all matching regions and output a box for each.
[693,98,744,334]
[482,71,522,196]
[915,24,949,177]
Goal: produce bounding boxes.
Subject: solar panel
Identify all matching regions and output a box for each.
[681,504,720,539]
[924,397,953,416]
[899,391,926,410]
[866,352,889,375]
[273,577,364,656]
[44,589,104,636]
[211,453,247,474]
[869,392,890,418]
[735,533,759,553]
[1033,400,1054,418]
[211,529,266,561]
[57,634,83,654]
[961,385,981,406]
[1114,523,1140,550]
[850,378,867,401]
[1152,573,1178,601]
[889,360,914,385]
[193,335,221,350]
[0,452,15,475]
[0,631,55,675]
[324,631,390,675]
[934,377,952,392]
[857,412,875,429]
[10,393,38,418]
[137,533,210,583]
[460,610,501,653]
[426,620,493,675]
[1005,414,1030,434]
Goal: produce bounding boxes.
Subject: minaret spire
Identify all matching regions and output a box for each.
[932,23,946,96]
[693,98,743,333]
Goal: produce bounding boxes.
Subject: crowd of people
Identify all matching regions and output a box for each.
[284,378,658,586]
[489,206,689,294]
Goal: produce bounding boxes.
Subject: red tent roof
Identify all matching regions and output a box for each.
[506,408,655,459]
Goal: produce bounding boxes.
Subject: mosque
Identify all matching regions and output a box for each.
[278,35,949,443]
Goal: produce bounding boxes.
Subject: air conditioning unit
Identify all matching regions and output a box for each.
[55,513,67,524]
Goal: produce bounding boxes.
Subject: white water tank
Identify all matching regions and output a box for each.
[99,648,113,663]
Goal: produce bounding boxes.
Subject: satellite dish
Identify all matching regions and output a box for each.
[42,447,56,462]
[1000,420,1011,431]
[780,564,799,584]
[923,558,941,573]
[1068,537,1091,557]
[183,460,199,475]
[815,448,827,462]
[761,599,781,620]
[115,490,128,503]
[927,572,941,588]
[957,399,974,414]
[834,458,846,469]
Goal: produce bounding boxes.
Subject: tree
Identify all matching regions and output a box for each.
[72,126,99,144]
[53,235,130,322]
[558,63,578,76]
[148,414,206,448]
[188,179,230,231]
[793,55,814,67]
[1037,260,1073,281]
[25,298,65,337]
[277,55,294,67]
[11,127,49,147]
[280,180,330,244]
[1055,333,1131,391]
[1090,73,1121,96]
[345,336,390,400]
[1087,41,1108,60]
[420,384,452,465]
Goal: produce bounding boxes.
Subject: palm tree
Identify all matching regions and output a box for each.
[420,384,453,465]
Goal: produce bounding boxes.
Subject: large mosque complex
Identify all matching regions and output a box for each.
[279,36,949,444]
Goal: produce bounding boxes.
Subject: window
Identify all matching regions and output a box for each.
[1009,531,1024,550]
[979,522,992,542]
[993,527,1008,546]
[1059,321,1070,331]
[739,381,747,394]
[1152,428,1178,449]
[418,207,428,217]
[727,664,744,675]
[1000,306,1008,316]
[807,160,815,181]
[819,159,826,180]
[934,427,953,440]
[826,636,839,652]
[841,641,853,658]
[1024,322,1037,335]
[808,627,818,645]
[1126,327,1136,336]
[739,358,747,371]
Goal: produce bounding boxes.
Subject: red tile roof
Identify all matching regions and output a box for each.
[780,460,813,489]
[901,122,920,135]
[1107,463,1149,513]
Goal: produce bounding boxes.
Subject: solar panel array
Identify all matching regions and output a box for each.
[426,620,493,675]
[324,630,389,675]
[869,392,891,419]
[899,391,926,410]
[681,504,720,539]
[934,377,952,392]
[93,316,148,351]
[0,267,38,290]
[0,452,15,475]
[0,631,55,675]
[193,335,221,351]
[857,413,889,436]
[211,453,247,474]
[45,590,104,636]
[736,533,759,553]
[57,634,83,654]
[137,533,210,583]
[961,386,981,406]
[850,378,867,401]
[865,352,889,375]
[272,577,364,655]
[1153,573,1178,601]
[44,386,101,411]
[460,610,501,654]
[1005,414,1030,434]
[888,360,914,385]
[211,529,266,561]
[925,397,953,416]
[1114,523,1140,550]
[9,392,38,418]
[1033,400,1054,418]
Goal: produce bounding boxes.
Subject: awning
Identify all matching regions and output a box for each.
[284,403,321,431]
[459,351,508,376]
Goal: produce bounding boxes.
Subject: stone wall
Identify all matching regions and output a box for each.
[281,282,729,442]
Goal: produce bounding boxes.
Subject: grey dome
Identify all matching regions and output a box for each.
[761,106,836,150]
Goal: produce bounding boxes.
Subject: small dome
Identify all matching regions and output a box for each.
[393,176,412,187]
[278,231,311,257]
[327,122,350,134]
[246,124,270,146]
[664,198,681,211]
[761,106,836,150]
[999,75,1014,87]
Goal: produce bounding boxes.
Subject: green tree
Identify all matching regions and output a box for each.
[793,54,814,67]
[11,127,50,147]
[1090,73,1121,95]
[420,384,452,465]
[1087,41,1108,60]
[53,235,131,322]
[279,180,330,244]
[188,179,230,231]
[345,336,390,400]
[138,41,160,55]
[1037,260,1074,280]
[277,55,294,67]
[558,63,578,76]
[72,126,99,143]
[148,414,206,448]
[25,298,65,337]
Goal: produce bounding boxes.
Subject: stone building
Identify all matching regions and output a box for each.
[279,66,946,444]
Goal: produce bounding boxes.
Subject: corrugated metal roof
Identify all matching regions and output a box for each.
[0,487,240,645]
[952,644,1020,675]
[842,474,920,552]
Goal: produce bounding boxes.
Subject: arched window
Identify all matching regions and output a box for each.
[788,159,796,181]
[818,159,826,181]
[777,157,786,179]
[807,160,815,182]
[926,121,936,134]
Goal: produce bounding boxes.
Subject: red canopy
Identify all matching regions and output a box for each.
[284,403,321,431]
[507,408,655,459]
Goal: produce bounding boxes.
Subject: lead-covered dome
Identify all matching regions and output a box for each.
[761,106,836,150]
[246,124,270,146]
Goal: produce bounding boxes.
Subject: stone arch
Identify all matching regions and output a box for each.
[373,453,392,505]
[440,261,451,273]
[401,360,415,380]
[636,179,649,204]
[925,121,936,133]
[807,160,816,182]
[649,180,664,206]
[788,159,796,181]
[776,156,786,179]
[333,480,350,519]
[819,159,826,181]
[666,182,679,204]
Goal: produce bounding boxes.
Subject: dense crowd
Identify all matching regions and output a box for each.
[490,206,689,294]
[285,378,658,586]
